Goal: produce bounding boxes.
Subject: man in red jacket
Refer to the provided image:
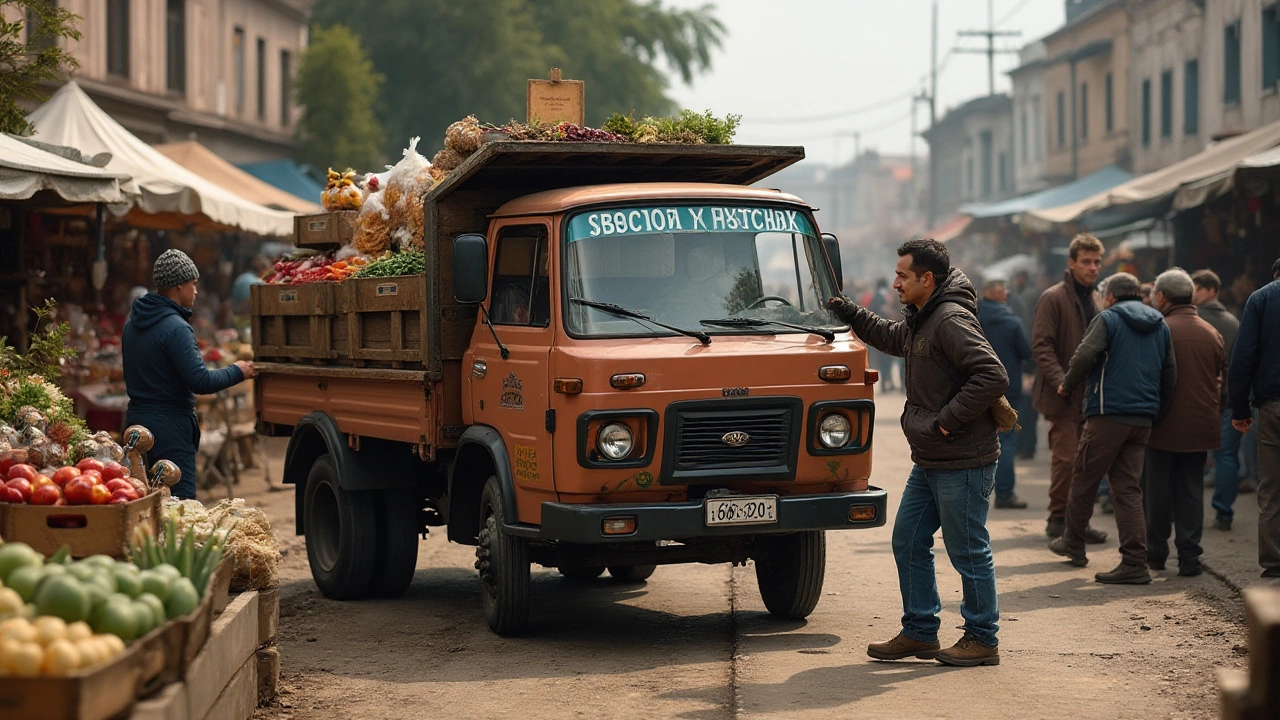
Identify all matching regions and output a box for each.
[1145,269,1226,577]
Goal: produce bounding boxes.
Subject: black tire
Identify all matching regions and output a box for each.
[303,455,377,600]
[558,564,605,581]
[476,476,530,635]
[368,489,420,597]
[754,531,826,619]
[608,564,657,583]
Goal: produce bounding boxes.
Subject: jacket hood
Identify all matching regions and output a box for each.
[129,292,192,331]
[906,268,977,326]
[977,297,1017,321]
[1110,299,1165,334]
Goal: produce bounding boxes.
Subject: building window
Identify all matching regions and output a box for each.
[233,28,245,113]
[1080,82,1089,141]
[106,0,128,77]
[256,37,266,121]
[1185,59,1200,136]
[1226,21,1242,105]
[1057,91,1065,149]
[1141,79,1152,147]
[1105,72,1114,134]
[1020,108,1028,163]
[165,0,185,93]
[1266,5,1280,88]
[998,152,1007,192]
[980,130,993,198]
[280,50,292,126]
[1033,95,1042,161]
[1160,69,1173,138]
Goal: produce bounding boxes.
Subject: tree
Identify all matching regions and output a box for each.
[294,24,386,173]
[0,1,82,135]
[310,0,724,157]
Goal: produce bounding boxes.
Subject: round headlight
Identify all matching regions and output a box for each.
[819,413,852,448]
[597,422,634,460]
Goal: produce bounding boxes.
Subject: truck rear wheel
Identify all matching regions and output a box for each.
[753,531,825,619]
[558,563,605,581]
[368,489,420,597]
[476,476,530,635]
[607,565,656,583]
[304,455,376,600]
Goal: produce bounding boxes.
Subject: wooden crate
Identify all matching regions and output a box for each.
[0,640,144,720]
[294,211,356,248]
[336,275,429,367]
[250,283,337,361]
[0,491,161,558]
[134,555,233,695]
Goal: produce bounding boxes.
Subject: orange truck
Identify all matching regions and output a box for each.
[252,142,885,635]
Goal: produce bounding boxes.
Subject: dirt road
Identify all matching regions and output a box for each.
[242,390,1249,720]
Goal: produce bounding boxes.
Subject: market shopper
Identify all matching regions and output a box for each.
[1228,258,1280,579]
[1048,272,1175,584]
[1031,234,1108,543]
[828,238,1008,667]
[1193,270,1246,531]
[976,276,1033,509]
[1145,269,1225,577]
[122,249,257,499]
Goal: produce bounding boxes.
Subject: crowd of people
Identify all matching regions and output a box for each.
[830,235,1279,668]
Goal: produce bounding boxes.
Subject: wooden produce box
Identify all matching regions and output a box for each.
[0,491,161,558]
[250,283,339,362]
[0,638,145,720]
[335,275,429,368]
[135,555,233,694]
[294,211,356,249]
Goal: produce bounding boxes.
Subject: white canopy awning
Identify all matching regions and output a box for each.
[1025,117,1280,225]
[0,133,132,203]
[27,82,295,236]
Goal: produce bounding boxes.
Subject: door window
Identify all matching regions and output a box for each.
[491,225,550,326]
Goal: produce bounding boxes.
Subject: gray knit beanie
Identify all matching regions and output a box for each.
[153,249,200,289]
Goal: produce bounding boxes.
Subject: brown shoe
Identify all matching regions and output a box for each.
[867,633,941,661]
[936,633,1000,667]
[1094,562,1152,584]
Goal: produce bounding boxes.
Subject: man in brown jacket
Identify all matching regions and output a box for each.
[1032,234,1108,542]
[1146,269,1226,577]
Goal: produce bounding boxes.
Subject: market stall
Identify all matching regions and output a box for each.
[155,142,321,215]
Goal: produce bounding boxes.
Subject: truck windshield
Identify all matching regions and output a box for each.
[563,204,845,338]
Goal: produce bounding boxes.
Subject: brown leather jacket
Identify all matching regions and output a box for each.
[1149,305,1226,452]
[1031,271,1091,419]
[831,269,1008,470]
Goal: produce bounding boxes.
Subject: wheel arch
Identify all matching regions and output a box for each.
[448,425,518,545]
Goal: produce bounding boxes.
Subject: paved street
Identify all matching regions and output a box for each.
[245,389,1251,720]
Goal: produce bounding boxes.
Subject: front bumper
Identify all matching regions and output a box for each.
[527,487,888,544]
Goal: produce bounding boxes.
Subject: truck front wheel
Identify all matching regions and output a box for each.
[753,531,826,620]
[304,455,377,600]
[476,476,530,635]
[608,565,656,583]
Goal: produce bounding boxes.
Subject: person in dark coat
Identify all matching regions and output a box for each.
[1228,258,1280,578]
[123,249,256,499]
[1192,269,1246,531]
[1049,273,1176,585]
[977,276,1033,509]
[829,239,1008,668]
[1146,269,1225,578]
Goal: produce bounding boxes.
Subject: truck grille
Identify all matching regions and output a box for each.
[661,397,802,483]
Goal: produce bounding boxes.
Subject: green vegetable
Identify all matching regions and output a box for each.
[34,574,91,623]
[602,109,741,145]
[0,542,42,582]
[165,578,200,619]
[352,249,426,279]
[139,570,173,602]
[90,594,139,643]
[5,565,44,602]
[136,593,166,629]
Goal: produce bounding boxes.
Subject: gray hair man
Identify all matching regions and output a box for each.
[1049,272,1176,584]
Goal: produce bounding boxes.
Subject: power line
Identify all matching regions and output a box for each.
[748,92,914,125]
[995,0,1036,28]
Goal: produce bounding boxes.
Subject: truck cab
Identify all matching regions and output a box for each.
[255,144,886,635]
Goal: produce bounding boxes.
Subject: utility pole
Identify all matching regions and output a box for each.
[926,0,938,227]
[956,0,1021,96]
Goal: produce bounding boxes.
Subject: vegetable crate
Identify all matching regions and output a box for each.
[134,555,233,692]
[294,211,357,249]
[0,639,146,720]
[250,283,338,362]
[0,492,161,558]
[335,275,429,367]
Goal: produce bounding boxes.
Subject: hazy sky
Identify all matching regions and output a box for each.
[661,0,1068,167]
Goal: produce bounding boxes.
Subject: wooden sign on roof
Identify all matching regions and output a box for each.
[527,68,584,126]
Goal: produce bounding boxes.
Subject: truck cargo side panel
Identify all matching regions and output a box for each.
[257,374,433,446]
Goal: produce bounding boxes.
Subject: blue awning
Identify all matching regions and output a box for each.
[236,159,324,205]
[958,165,1132,219]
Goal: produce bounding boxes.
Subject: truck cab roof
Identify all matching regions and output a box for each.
[490,182,812,218]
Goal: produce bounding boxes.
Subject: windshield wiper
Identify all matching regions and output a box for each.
[571,298,711,345]
[700,316,835,343]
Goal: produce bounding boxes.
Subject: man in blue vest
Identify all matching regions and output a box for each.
[1048,272,1176,584]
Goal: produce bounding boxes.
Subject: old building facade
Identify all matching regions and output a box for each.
[1010,41,1051,194]
[12,0,311,163]
[922,94,1016,218]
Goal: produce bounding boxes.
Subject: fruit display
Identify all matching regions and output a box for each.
[1,450,155,507]
[166,498,280,592]
[262,252,369,285]
[321,168,365,211]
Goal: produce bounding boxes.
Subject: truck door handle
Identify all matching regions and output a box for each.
[472,360,488,378]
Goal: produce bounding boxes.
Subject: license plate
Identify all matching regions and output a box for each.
[705,495,778,526]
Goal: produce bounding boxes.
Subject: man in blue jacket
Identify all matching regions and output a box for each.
[1229,257,1280,578]
[1048,273,1175,584]
[123,249,256,499]
[977,276,1033,509]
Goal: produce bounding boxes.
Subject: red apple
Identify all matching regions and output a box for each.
[80,470,103,485]
[51,466,80,487]
[0,456,17,476]
[109,488,139,504]
[30,484,61,506]
[1,486,23,503]
[104,478,134,493]
[31,474,54,489]
[5,478,33,501]
[64,476,94,505]
[101,461,129,481]
[89,484,112,505]
[76,457,105,474]
[6,464,37,483]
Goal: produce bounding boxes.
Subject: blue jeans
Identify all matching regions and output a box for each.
[894,463,1000,647]
[1213,409,1243,520]
[125,408,200,500]
[995,431,1017,500]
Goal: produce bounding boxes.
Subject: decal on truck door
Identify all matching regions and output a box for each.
[499,372,525,410]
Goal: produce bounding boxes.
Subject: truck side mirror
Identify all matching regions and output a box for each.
[822,233,844,292]
[452,233,489,304]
